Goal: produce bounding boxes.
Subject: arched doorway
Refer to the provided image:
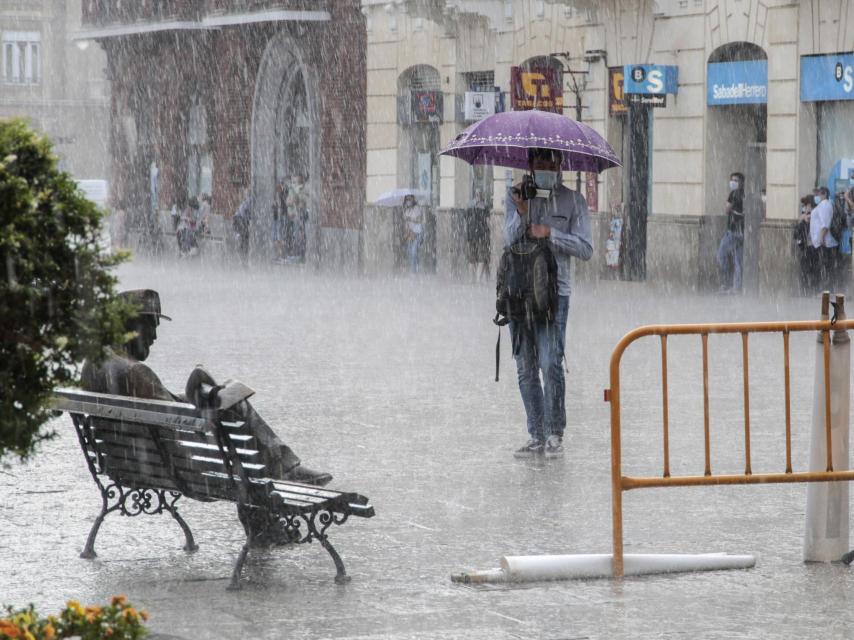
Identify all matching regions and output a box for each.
[705,42,767,292]
[251,31,320,261]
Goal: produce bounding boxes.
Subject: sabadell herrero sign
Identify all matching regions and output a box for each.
[707,60,768,106]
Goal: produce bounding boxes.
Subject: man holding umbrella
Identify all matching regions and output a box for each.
[506,148,593,458]
[440,109,619,459]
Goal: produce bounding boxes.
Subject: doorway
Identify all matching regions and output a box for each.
[251,31,319,260]
[705,42,768,292]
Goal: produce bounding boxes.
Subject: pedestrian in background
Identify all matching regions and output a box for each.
[794,194,816,294]
[465,188,491,283]
[198,193,212,235]
[810,186,837,290]
[716,172,745,294]
[177,196,201,257]
[402,194,425,274]
[286,173,308,263]
[233,188,252,266]
[271,182,287,263]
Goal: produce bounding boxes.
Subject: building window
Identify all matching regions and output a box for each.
[2,32,40,84]
[464,70,495,92]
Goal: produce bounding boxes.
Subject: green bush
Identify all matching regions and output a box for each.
[0,119,130,461]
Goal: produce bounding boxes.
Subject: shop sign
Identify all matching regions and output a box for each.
[412,90,443,123]
[464,91,497,121]
[800,52,854,102]
[609,67,627,115]
[510,66,563,112]
[707,60,767,105]
[627,93,667,108]
[622,64,678,95]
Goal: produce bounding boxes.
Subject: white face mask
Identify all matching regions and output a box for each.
[761,194,766,203]
[814,195,822,205]
[729,180,739,191]
[534,170,559,190]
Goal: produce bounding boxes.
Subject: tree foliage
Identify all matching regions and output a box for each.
[0,119,130,461]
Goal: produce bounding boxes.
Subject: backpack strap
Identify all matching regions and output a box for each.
[493,313,509,382]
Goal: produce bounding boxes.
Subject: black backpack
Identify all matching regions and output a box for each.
[830,196,847,243]
[492,238,559,381]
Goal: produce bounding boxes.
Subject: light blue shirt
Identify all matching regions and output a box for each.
[504,183,593,296]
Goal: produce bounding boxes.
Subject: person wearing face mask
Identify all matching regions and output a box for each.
[716,172,745,294]
[810,186,837,289]
[505,147,593,459]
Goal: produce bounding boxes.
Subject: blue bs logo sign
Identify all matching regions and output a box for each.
[800,53,854,102]
[622,64,678,95]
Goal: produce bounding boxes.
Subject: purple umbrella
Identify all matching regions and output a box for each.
[440,109,621,173]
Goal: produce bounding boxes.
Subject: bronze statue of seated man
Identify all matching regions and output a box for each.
[81,289,332,487]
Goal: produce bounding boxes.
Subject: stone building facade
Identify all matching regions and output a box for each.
[80,0,366,266]
[1,0,108,179]
[361,0,854,293]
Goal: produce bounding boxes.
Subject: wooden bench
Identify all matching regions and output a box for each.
[52,386,374,589]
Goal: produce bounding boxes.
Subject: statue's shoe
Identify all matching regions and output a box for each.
[281,464,333,487]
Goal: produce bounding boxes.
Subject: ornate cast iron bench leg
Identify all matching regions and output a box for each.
[229,515,257,591]
[163,500,199,552]
[307,510,351,584]
[81,484,123,559]
[320,536,351,584]
[228,543,251,591]
[81,500,110,559]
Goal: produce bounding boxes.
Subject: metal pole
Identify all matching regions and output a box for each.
[575,89,583,193]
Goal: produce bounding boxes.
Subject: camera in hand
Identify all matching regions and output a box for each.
[512,174,551,201]
[513,175,538,201]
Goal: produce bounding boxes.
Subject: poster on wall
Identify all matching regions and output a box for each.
[464,91,497,121]
[609,67,627,115]
[585,172,598,212]
[412,90,443,123]
[510,66,563,112]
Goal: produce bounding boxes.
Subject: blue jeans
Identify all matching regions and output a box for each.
[509,295,570,441]
[407,232,423,273]
[716,230,743,291]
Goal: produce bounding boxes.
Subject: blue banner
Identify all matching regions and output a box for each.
[801,53,854,102]
[623,64,678,95]
[707,60,767,105]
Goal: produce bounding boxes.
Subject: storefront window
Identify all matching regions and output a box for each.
[817,102,854,188]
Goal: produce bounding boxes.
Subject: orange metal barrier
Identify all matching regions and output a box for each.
[606,311,854,577]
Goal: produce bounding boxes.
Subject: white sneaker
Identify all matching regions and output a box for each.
[544,435,564,458]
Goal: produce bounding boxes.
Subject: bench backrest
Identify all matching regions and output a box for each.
[53,389,374,519]
[53,389,270,503]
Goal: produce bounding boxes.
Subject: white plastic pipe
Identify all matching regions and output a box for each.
[804,296,851,563]
[501,553,755,581]
[450,553,755,583]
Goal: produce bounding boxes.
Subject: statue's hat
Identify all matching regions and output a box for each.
[118,289,172,322]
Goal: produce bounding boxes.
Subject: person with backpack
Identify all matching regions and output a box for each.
[810,186,837,290]
[502,147,592,459]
